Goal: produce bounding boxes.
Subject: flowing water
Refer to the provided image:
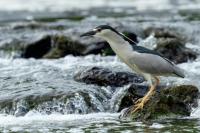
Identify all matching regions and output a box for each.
[0,0,200,132]
[0,55,199,132]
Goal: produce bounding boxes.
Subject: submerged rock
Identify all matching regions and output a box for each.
[120,85,199,121]
[144,27,197,64]
[0,91,104,116]
[74,67,144,87]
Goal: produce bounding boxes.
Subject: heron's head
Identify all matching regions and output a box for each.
[80,25,118,39]
[80,25,137,45]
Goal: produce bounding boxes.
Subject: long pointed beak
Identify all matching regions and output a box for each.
[80,30,96,37]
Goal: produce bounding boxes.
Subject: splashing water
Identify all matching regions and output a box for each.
[0,0,200,132]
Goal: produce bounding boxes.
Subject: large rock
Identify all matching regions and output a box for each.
[22,35,52,58]
[43,35,87,58]
[120,85,199,121]
[22,35,108,59]
[144,27,197,64]
[74,67,199,120]
[74,67,144,87]
[0,90,104,116]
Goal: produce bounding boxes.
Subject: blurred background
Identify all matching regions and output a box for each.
[0,0,200,132]
[0,0,200,12]
[0,0,200,22]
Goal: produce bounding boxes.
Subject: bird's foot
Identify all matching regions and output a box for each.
[131,97,148,113]
[131,90,155,113]
[134,98,142,104]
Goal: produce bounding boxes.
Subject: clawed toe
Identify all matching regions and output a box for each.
[132,102,144,113]
[134,98,142,104]
[131,94,151,113]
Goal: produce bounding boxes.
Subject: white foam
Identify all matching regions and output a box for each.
[191,100,200,118]
[0,113,119,126]
[149,123,165,129]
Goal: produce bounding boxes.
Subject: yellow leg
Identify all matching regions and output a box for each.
[131,77,160,113]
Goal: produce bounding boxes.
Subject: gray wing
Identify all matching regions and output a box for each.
[129,53,184,77]
[132,45,174,64]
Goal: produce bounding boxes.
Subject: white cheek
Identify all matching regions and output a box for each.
[94,30,114,40]
[94,33,100,37]
[95,32,104,37]
[97,31,109,37]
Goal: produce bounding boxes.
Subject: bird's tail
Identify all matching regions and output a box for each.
[173,66,185,78]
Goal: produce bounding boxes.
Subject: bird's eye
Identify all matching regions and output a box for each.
[97,29,101,32]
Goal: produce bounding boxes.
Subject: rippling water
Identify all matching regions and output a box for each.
[0,0,200,132]
[0,55,199,132]
[1,113,200,133]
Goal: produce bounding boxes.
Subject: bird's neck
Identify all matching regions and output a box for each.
[100,32,134,60]
[101,32,125,44]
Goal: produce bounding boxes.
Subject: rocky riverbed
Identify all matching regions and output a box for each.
[0,0,200,132]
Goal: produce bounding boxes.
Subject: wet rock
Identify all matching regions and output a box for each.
[0,66,113,116]
[144,27,184,39]
[120,85,199,121]
[22,35,108,59]
[0,88,106,116]
[144,27,197,64]
[14,106,29,117]
[74,67,144,87]
[155,38,197,64]
[22,35,52,58]
[118,84,149,112]
[43,35,87,58]
[118,84,167,112]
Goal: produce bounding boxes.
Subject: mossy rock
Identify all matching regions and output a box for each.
[144,27,197,64]
[155,38,197,64]
[43,35,86,58]
[22,35,92,59]
[120,85,199,121]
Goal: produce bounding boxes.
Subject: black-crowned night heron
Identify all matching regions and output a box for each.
[80,25,185,113]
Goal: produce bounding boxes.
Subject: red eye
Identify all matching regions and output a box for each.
[97,29,101,32]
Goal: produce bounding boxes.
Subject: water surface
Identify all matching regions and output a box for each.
[0,0,200,132]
